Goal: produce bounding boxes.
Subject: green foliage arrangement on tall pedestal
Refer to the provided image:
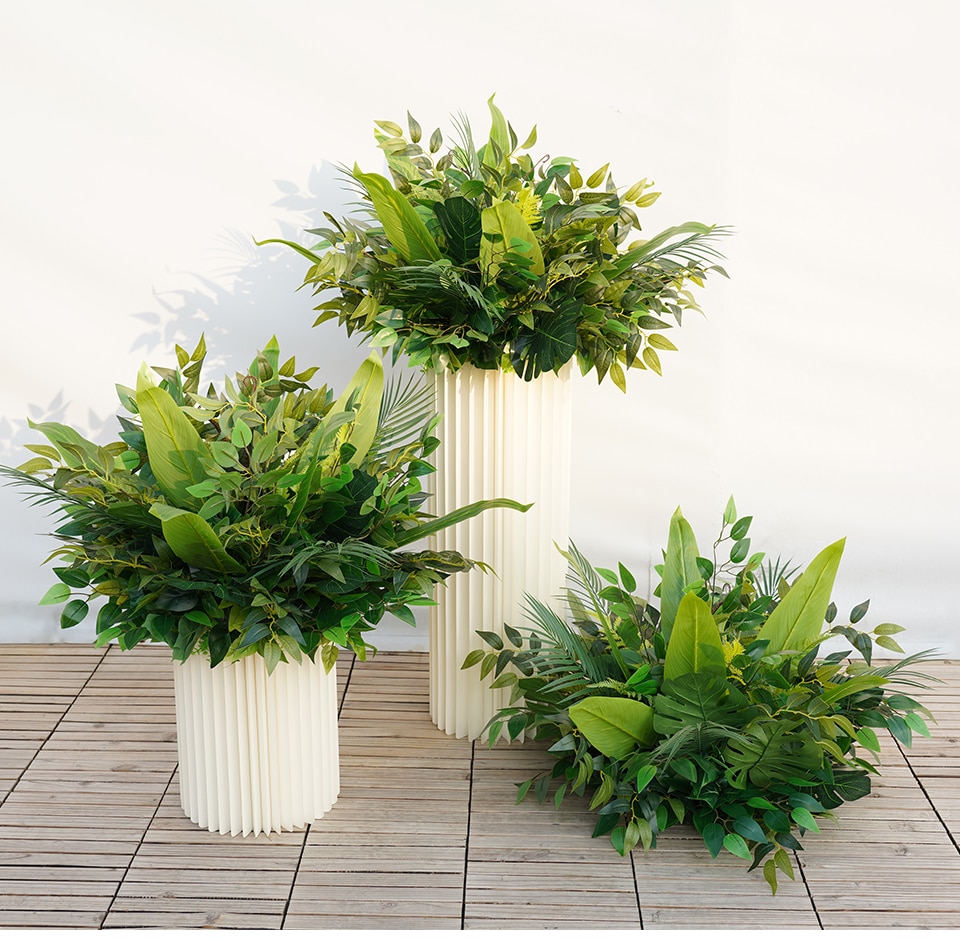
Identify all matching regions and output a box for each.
[266,97,729,738]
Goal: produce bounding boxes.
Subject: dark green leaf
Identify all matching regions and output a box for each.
[733,815,768,844]
[476,630,503,650]
[850,599,870,623]
[433,197,482,264]
[730,516,752,540]
[60,599,89,629]
[700,821,725,858]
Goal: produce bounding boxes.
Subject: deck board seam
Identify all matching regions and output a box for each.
[0,646,109,812]
[629,845,644,927]
[280,651,356,928]
[460,739,476,929]
[794,849,824,929]
[895,732,960,856]
[100,648,180,927]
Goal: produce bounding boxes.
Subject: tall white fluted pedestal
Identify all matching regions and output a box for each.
[430,364,573,740]
[172,654,339,836]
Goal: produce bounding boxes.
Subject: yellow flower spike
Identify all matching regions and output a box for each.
[515,186,542,226]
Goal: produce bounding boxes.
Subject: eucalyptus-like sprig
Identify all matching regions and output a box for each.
[2,337,527,671]
[264,96,729,389]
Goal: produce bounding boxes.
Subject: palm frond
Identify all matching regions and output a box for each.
[754,554,800,602]
[866,649,943,691]
[560,541,610,627]
[519,593,610,685]
[635,226,733,272]
[377,263,501,327]
[650,721,750,764]
[373,370,434,458]
[449,112,480,180]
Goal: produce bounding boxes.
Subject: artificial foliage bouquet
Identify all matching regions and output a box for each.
[264,96,729,389]
[1,337,526,671]
[465,500,935,892]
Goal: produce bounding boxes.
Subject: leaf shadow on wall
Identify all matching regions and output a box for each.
[127,160,371,396]
[0,162,375,466]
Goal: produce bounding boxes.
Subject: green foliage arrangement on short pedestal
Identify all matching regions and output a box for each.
[1,337,527,671]
[262,96,729,390]
[464,500,936,893]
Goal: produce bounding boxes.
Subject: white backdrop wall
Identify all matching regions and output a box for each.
[1,0,957,655]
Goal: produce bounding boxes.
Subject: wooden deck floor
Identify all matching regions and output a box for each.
[0,645,958,930]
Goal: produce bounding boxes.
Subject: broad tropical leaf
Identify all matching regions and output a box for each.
[653,672,749,736]
[353,169,441,263]
[433,196,482,264]
[149,503,243,574]
[569,696,656,759]
[329,352,385,468]
[757,539,845,654]
[659,507,701,641]
[663,592,725,680]
[510,307,578,380]
[480,200,545,280]
[136,375,216,509]
[724,719,824,788]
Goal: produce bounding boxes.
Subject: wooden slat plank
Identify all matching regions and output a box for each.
[102,910,281,928]
[0,647,957,931]
[0,910,106,927]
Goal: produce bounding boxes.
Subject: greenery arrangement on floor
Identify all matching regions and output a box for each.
[1,336,525,672]
[465,500,936,892]
[262,96,729,388]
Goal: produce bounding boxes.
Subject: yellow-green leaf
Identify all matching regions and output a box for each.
[149,503,243,574]
[569,696,656,760]
[757,539,845,654]
[647,333,678,352]
[486,94,510,160]
[480,201,545,281]
[353,169,441,263]
[136,381,217,509]
[587,163,610,189]
[623,178,649,202]
[664,593,725,680]
[374,119,404,137]
[609,360,627,393]
[329,352,385,468]
[641,346,662,375]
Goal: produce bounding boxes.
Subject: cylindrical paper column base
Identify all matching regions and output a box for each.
[173,654,340,836]
[430,364,572,740]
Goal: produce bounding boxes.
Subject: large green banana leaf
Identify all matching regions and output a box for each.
[329,352,384,469]
[757,538,845,654]
[569,696,656,760]
[149,503,242,574]
[659,507,701,642]
[136,367,216,510]
[353,169,442,263]
[480,201,545,281]
[663,592,725,680]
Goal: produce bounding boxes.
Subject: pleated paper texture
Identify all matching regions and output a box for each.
[430,364,573,739]
[173,654,340,836]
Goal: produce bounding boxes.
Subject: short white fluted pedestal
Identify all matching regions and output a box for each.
[430,364,573,740]
[172,654,339,836]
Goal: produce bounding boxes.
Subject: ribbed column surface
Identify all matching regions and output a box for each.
[172,654,339,836]
[430,364,573,740]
